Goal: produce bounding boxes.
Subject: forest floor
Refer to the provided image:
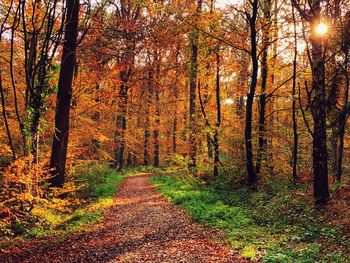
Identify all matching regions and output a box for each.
[0,174,249,263]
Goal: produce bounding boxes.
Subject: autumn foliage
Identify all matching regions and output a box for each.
[0,0,350,259]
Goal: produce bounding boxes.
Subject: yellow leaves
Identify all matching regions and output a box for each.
[0,145,11,155]
[98,134,109,143]
[0,157,52,222]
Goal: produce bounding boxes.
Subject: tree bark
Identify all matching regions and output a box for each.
[173,82,178,154]
[255,0,271,175]
[114,79,128,170]
[50,0,79,187]
[213,51,221,177]
[0,71,16,161]
[292,0,330,205]
[310,5,330,205]
[245,0,259,187]
[291,5,298,183]
[153,51,161,168]
[143,57,152,165]
[336,61,349,181]
[188,0,202,171]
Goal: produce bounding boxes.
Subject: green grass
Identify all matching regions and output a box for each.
[151,173,348,262]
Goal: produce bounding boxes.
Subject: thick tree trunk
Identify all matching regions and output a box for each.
[245,0,258,187]
[310,12,329,205]
[292,0,329,206]
[49,0,79,187]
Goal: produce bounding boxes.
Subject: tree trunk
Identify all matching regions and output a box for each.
[114,79,128,170]
[336,62,349,181]
[0,72,16,161]
[256,0,272,176]
[173,45,180,155]
[204,56,213,159]
[143,55,152,165]
[173,83,178,154]
[245,0,258,187]
[153,52,161,168]
[188,0,202,171]
[213,51,221,177]
[49,0,79,187]
[292,5,298,183]
[310,6,329,205]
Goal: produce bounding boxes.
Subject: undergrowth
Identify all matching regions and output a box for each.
[151,173,349,262]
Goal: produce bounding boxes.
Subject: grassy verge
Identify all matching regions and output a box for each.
[0,165,159,249]
[151,173,349,262]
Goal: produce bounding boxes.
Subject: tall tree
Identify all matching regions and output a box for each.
[113,2,140,170]
[256,0,272,175]
[143,52,152,166]
[292,0,330,205]
[0,3,16,161]
[21,0,64,163]
[153,49,161,168]
[213,48,221,177]
[50,0,80,187]
[291,4,299,183]
[188,0,202,171]
[245,0,259,187]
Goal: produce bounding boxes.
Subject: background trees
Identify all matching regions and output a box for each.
[1,0,350,222]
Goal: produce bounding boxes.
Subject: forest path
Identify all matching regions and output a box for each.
[1,174,249,263]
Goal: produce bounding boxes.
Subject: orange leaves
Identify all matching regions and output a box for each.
[0,157,51,223]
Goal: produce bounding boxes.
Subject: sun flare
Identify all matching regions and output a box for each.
[315,22,328,36]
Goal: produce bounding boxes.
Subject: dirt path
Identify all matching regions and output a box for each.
[1,174,249,262]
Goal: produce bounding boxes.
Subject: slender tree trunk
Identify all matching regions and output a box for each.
[256,0,271,176]
[336,63,349,181]
[9,6,26,154]
[204,58,213,159]
[331,126,338,176]
[114,80,128,170]
[291,5,298,183]
[188,0,202,171]
[213,51,221,177]
[153,53,161,168]
[144,60,152,165]
[173,84,178,154]
[245,0,258,187]
[50,0,79,187]
[188,30,198,169]
[0,72,16,160]
[236,51,248,118]
[172,45,180,154]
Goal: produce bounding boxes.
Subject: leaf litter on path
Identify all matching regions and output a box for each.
[0,174,251,262]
